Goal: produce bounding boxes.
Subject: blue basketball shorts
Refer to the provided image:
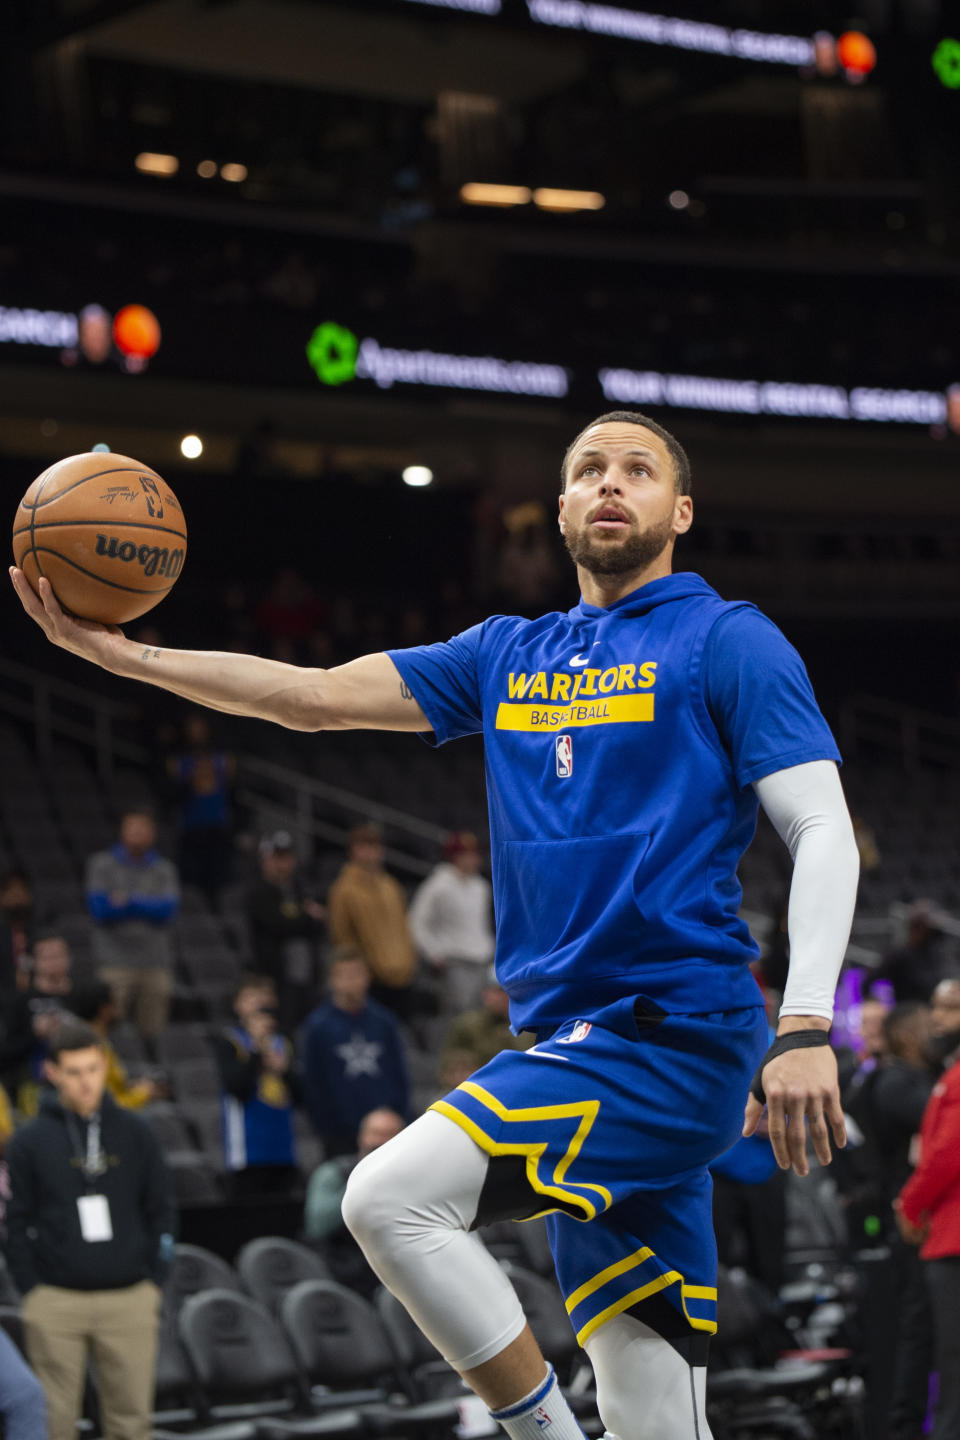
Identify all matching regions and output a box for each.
[429,993,768,1350]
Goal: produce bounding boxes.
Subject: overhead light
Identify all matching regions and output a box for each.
[92,443,112,453]
[460,183,531,207]
[402,465,433,487]
[532,188,605,213]
[180,434,203,459]
[135,152,179,177]
[668,189,690,210]
[220,162,248,183]
[196,159,218,179]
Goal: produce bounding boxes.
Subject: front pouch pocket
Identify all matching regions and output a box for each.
[497,832,651,968]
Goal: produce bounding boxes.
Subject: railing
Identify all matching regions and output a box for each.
[0,657,145,780]
[234,756,446,879]
[838,693,960,772]
[0,658,444,876]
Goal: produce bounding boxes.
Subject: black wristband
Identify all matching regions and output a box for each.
[750,1030,831,1104]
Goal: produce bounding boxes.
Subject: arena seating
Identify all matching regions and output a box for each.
[2,704,959,1213]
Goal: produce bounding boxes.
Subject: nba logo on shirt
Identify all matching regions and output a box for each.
[557,1020,592,1045]
[556,734,573,778]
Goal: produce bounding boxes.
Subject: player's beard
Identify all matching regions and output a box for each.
[563,511,675,577]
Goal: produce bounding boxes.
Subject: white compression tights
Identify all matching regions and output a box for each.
[341,1109,713,1439]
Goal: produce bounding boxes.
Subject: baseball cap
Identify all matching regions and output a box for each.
[259,830,295,857]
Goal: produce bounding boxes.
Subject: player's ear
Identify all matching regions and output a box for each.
[673,495,693,535]
[558,492,566,534]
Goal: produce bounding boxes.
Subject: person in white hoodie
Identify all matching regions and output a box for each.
[409,832,495,1014]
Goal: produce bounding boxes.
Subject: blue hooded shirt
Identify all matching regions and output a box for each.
[389,573,839,1033]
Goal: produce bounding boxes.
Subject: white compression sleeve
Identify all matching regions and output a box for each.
[752,760,859,1021]
[584,1313,712,1440]
[342,1108,527,1371]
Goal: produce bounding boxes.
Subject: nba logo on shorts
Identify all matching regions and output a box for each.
[556,734,573,778]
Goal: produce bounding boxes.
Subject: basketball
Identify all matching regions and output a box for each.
[11,452,187,626]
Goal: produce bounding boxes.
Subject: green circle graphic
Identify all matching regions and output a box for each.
[932,37,960,89]
[306,322,359,385]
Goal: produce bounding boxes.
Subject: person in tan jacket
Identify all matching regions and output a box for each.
[327,825,417,1017]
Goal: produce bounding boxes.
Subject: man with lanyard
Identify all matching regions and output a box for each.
[5,1021,174,1440]
[11,410,859,1440]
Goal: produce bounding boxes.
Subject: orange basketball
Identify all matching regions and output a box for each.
[12,453,187,625]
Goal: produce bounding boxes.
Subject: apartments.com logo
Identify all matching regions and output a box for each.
[305,321,568,399]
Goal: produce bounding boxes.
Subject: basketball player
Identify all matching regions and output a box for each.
[11,412,859,1440]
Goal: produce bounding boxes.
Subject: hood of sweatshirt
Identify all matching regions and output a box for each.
[562,572,723,654]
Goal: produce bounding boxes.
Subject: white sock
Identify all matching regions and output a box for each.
[489,1365,586,1440]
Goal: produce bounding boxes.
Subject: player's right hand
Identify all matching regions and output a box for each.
[9,568,126,669]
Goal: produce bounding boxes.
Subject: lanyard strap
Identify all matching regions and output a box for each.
[68,1112,103,1189]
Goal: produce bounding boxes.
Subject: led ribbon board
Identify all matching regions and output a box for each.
[525,1,814,64]
[307,323,568,398]
[0,306,78,347]
[402,0,501,9]
[598,367,948,426]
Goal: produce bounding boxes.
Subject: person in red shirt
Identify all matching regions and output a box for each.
[896,978,960,1440]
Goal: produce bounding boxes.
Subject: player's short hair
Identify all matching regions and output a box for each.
[49,1021,103,1061]
[561,411,692,496]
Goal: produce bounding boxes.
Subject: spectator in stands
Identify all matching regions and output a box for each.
[167,712,236,905]
[837,992,892,1093]
[246,831,325,1031]
[303,1106,404,1294]
[215,975,302,1199]
[6,1021,174,1440]
[873,899,959,1002]
[927,978,960,1070]
[0,934,74,1116]
[859,994,892,1063]
[0,1326,47,1440]
[327,825,416,1018]
[300,949,409,1157]
[409,832,495,1014]
[70,981,167,1109]
[0,870,34,997]
[845,1003,935,1440]
[438,969,529,1084]
[896,994,960,1440]
[85,810,179,1040]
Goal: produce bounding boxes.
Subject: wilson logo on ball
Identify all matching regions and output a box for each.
[94,534,185,578]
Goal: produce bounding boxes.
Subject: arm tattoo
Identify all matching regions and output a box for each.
[140,648,162,661]
[400,681,414,701]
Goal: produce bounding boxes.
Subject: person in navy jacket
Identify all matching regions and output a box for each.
[300,949,409,1157]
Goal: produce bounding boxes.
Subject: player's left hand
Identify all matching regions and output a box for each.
[742,1041,846,1177]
